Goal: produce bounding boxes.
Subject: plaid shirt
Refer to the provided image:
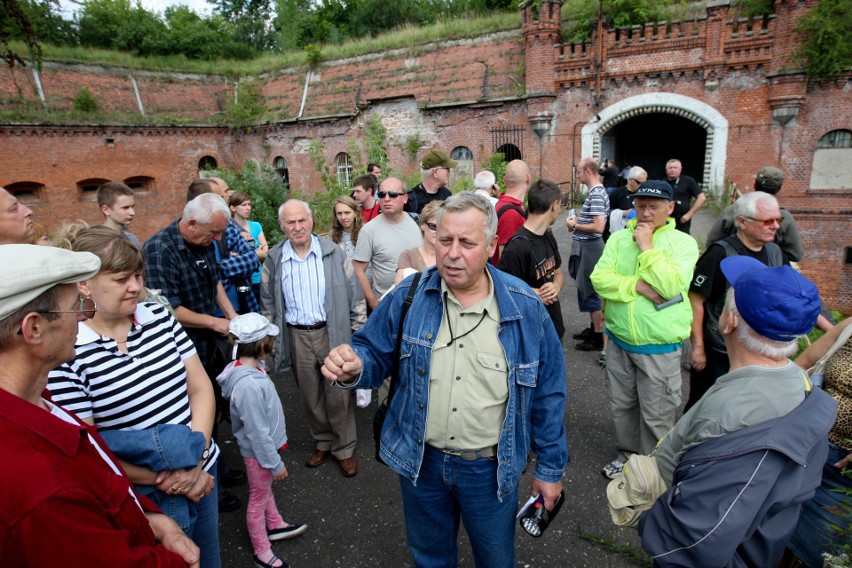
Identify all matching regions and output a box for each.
[216,220,260,313]
[143,220,221,365]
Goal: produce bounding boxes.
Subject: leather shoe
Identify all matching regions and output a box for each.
[305,449,330,468]
[338,457,358,478]
[218,489,241,513]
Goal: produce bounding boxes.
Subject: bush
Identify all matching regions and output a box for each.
[212,160,289,246]
[72,86,98,112]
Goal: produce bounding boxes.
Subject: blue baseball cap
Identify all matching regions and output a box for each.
[720,256,820,342]
[631,180,673,201]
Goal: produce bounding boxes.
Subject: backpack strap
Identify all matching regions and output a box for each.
[387,271,423,403]
[497,203,527,220]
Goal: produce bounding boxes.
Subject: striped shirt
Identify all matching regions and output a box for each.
[47,302,218,470]
[573,184,610,241]
[280,235,327,326]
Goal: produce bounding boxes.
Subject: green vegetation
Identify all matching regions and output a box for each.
[577,523,653,567]
[223,80,267,128]
[212,159,289,246]
[72,85,97,112]
[795,0,852,79]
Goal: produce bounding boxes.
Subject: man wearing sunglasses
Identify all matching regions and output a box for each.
[353,177,422,311]
[405,149,456,216]
[687,191,786,409]
[706,166,803,263]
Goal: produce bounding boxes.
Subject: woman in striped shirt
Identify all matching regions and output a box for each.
[48,225,222,568]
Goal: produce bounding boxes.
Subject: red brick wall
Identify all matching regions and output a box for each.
[0,0,849,312]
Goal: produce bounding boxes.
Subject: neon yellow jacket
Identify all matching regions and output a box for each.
[590,218,698,346]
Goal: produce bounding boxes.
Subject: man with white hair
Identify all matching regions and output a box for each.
[473,170,499,206]
[261,199,365,477]
[687,191,785,409]
[642,257,835,567]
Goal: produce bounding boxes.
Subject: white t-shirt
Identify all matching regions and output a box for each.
[353,214,422,298]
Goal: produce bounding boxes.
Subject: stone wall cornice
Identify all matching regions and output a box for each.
[0,123,230,137]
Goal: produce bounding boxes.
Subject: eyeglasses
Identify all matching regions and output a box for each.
[377,191,403,199]
[745,216,783,226]
[425,222,437,231]
[40,295,98,320]
[634,204,666,213]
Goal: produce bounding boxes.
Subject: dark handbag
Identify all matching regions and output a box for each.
[372,271,422,466]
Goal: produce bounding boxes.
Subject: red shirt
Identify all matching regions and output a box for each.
[492,195,526,265]
[0,388,186,566]
[361,201,381,223]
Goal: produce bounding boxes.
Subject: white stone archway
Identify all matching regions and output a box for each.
[581,93,729,190]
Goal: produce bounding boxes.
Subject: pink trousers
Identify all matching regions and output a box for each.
[244,457,286,555]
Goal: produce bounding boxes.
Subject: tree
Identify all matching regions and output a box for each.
[77,0,134,50]
[795,0,851,78]
[0,0,44,69]
[208,0,275,53]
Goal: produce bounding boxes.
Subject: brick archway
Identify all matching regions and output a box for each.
[581,93,729,190]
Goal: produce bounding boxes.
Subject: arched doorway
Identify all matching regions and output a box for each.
[496,143,521,162]
[606,114,707,182]
[582,93,729,191]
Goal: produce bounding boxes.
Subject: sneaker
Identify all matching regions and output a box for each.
[602,459,624,479]
[267,524,308,541]
[572,326,594,341]
[598,350,607,366]
[218,489,241,513]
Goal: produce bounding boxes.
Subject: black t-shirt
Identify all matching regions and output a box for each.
[496,227,565,338]
[601,166,619,188]
[668,175,702,221]
[607,185,634,211]
[405,184,451,214]
[690,238,788,303]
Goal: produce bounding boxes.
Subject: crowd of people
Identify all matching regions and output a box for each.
[0,148,845,568]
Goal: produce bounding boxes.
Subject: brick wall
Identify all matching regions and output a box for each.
[0,0,849,312]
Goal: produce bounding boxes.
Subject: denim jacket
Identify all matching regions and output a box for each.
[346,265,569,500]
[98,424,206,533]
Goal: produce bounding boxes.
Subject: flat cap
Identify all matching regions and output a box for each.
[0,245,100,322]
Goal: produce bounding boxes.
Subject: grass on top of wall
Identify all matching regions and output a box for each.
[16,11,520,77]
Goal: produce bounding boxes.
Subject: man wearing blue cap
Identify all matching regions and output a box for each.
[642,257,836,567]
[591,180,698,479]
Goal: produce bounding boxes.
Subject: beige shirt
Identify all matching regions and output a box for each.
[425,274,508,450]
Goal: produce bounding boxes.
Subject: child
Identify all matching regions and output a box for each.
[217,313,307,568]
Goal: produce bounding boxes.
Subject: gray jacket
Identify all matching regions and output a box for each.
[216,362,288,475]
[261,235,366,374]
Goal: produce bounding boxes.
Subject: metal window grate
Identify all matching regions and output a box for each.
[491,127,525,160]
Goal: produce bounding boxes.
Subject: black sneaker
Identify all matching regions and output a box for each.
[572,326,594,341]
[575,337,604,351]
[220,468,247,488]
[219,489,241,513]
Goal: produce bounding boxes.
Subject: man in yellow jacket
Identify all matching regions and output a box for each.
[591,180,698,479]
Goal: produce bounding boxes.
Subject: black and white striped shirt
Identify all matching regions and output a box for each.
[48,302,218,470]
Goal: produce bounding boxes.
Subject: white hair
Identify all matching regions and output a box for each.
[474,170,496,190]
[182,193,230,224]
[724,288,798,359]
[278,199,312,221]
[628,166,647,181]
[733,191,779,219]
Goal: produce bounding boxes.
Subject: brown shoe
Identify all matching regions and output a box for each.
[305,449,330,468]
[338,457,358,478]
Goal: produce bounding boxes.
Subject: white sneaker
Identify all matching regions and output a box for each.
[602,459,624,479]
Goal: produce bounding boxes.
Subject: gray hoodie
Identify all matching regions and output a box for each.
[216,361,288,475]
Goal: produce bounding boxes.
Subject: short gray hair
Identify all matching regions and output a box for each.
[724,288,798,359]
[733,191,779,220]
[436,191,497,243]
[474,170,496,190]
[278,199,312,221]
[182,193,231,225]
[628,166,647,181]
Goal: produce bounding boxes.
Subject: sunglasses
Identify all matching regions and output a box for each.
[377,191,403,199]
[745,216,783,227]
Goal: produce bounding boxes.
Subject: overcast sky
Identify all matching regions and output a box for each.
[58,0,213,17]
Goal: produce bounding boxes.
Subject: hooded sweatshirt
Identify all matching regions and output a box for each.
[216,361,288,475]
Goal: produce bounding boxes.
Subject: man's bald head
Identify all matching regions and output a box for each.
[503,160,531,198]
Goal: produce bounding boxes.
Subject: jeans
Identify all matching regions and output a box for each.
[788,442,852,567]
[399,445,518,568]
[193,464,221,568]
[245,457,286,556]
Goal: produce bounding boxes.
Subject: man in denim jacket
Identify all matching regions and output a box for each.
[323,192,568,568]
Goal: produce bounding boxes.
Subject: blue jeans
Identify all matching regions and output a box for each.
[193,465,221,568]
[399,445,518,568]
[788,442,852,568]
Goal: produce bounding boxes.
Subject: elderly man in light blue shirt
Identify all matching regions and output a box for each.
[260,199,365,478]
